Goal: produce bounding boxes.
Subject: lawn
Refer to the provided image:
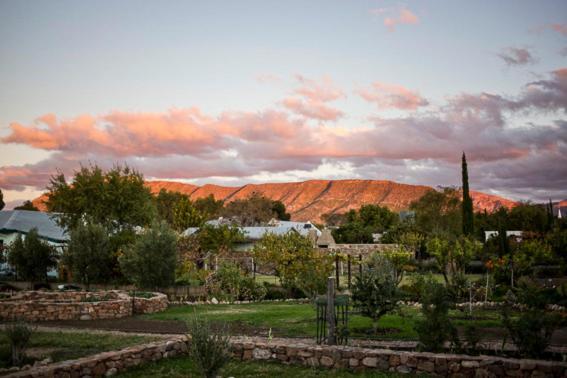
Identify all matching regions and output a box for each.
[117,356,427,378]
[140,301,503,341]
[0,330,158,369]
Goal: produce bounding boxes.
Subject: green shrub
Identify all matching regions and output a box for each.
[187,313,231,378]
[209,262,265,302]
[352,254,399,333]
[5,321,34,366]
[414,277,457,352]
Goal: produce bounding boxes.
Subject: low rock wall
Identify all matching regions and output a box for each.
[0,291,167,322]
[8,336,567,378]
[132,292,169,314]
[6,337,187,378]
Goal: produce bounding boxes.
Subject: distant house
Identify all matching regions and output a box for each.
[484,230,523,242]
[0,210,67,275]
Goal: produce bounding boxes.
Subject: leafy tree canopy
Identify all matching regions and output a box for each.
[46,164,155,232]
[332,204,399,243]
[7,229,57,282]
[410,187,462,237]
[194,195,224,221]
[222,193,290,226]
[119,221,177,289]
[0,189,4,211]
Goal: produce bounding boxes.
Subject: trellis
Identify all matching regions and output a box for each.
[315,294,350,345]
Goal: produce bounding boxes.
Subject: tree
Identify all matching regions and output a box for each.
[253,232,333,294]
[194,195,224,221]
[222,193,290,226]
[410,187,462,237]
[63,222,113,288]
[196,224,244,257]
[332,205,399,243]
[462,153,474,236]
[7,229,57,283]
[352,254,399,333]
[14,201,39,211]
[46,164,155,232]
[155,189,187,226]
[0,189,5,210]
[119,221,177,289]
[173,196,204,231]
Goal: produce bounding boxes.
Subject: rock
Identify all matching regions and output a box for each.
[362,357,378,367]
[80,314,93,320]
[105,367,118,376]
[396,365,412,374]
[462,361,480,368]
[349,358,359,367]
[211,297,219,304]
[320,356,334,367]
[252,348,271,360]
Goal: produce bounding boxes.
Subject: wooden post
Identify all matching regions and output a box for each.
[326,277,336,345]
[358,254,362,275]
[335,255,340,289]
[347,255,352,289]
[252,258,256,280]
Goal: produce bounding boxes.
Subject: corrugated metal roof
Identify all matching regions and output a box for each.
[0,210,67,242]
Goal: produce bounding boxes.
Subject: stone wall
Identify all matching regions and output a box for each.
[231,338,567,377]
[132,292,169,314]
[5,336,567,377]
[6,337,187,378]
[0,290,167,322]
[322,244,399,257]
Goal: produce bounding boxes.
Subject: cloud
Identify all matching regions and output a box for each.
[382,8,419,32]
[550,23,567,36]
[497,47,536,66]
[281,75,345,121]
[1,69,567,202]
[356,82,429,110]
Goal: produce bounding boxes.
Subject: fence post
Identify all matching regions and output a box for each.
[327,276,336,345]
[335,255,340,289]
[347,255,352,289]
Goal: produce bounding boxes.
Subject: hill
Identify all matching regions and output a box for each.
[32,179,517,222]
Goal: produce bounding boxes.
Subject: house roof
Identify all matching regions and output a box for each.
[0,210,67,242]
[181,224,306,240]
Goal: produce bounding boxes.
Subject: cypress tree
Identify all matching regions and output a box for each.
[462,153,474,236]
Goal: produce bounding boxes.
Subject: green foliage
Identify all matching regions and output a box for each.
[426,235,481,295]
[352,254,399,332]
[222,193,290,226]
[63,222,113,287]
[381,247,414,285]
[209,262,266,302]
[410,187,462,236]
[253,232,333,294]
[173,196,204,231]
[46,164,155,232]
[13,200,39,211]
[5,321,34,366]
[194,195,224,221]
[332,204,399,243]
[414,276,457,352]
[7,229,57,282]
[119,221,177,289]
[197,224,244,256]
[155,189,187,226]
[187,312,231,378]
[461,153,474,236]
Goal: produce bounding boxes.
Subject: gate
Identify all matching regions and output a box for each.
[315,294,350,345]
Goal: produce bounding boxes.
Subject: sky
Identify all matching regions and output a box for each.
[1,0,566,208]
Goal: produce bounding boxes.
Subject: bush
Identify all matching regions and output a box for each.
[352,254,399,333]
[187,313,231,378]
[5,321,34,366]
[209,262,266,302]
[414,277,457,352]
[263,282,288,300]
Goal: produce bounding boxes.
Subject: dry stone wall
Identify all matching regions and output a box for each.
[6,336,567,378]
[0,291,168,322]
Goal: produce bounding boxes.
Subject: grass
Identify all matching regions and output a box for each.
[117,356,427,378]
[141,301,504,341]
[0,330,158,368]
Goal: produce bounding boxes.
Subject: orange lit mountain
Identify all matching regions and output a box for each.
[32,179,517,222]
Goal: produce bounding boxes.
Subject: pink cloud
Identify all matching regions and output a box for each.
[551,23,567,36]
[281,75,345,121]
[357,82,429,110]
[383,8,419,32]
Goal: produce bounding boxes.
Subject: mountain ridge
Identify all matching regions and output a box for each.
[31,178,518,222]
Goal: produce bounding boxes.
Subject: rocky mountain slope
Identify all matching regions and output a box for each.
[33,179,517,222]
